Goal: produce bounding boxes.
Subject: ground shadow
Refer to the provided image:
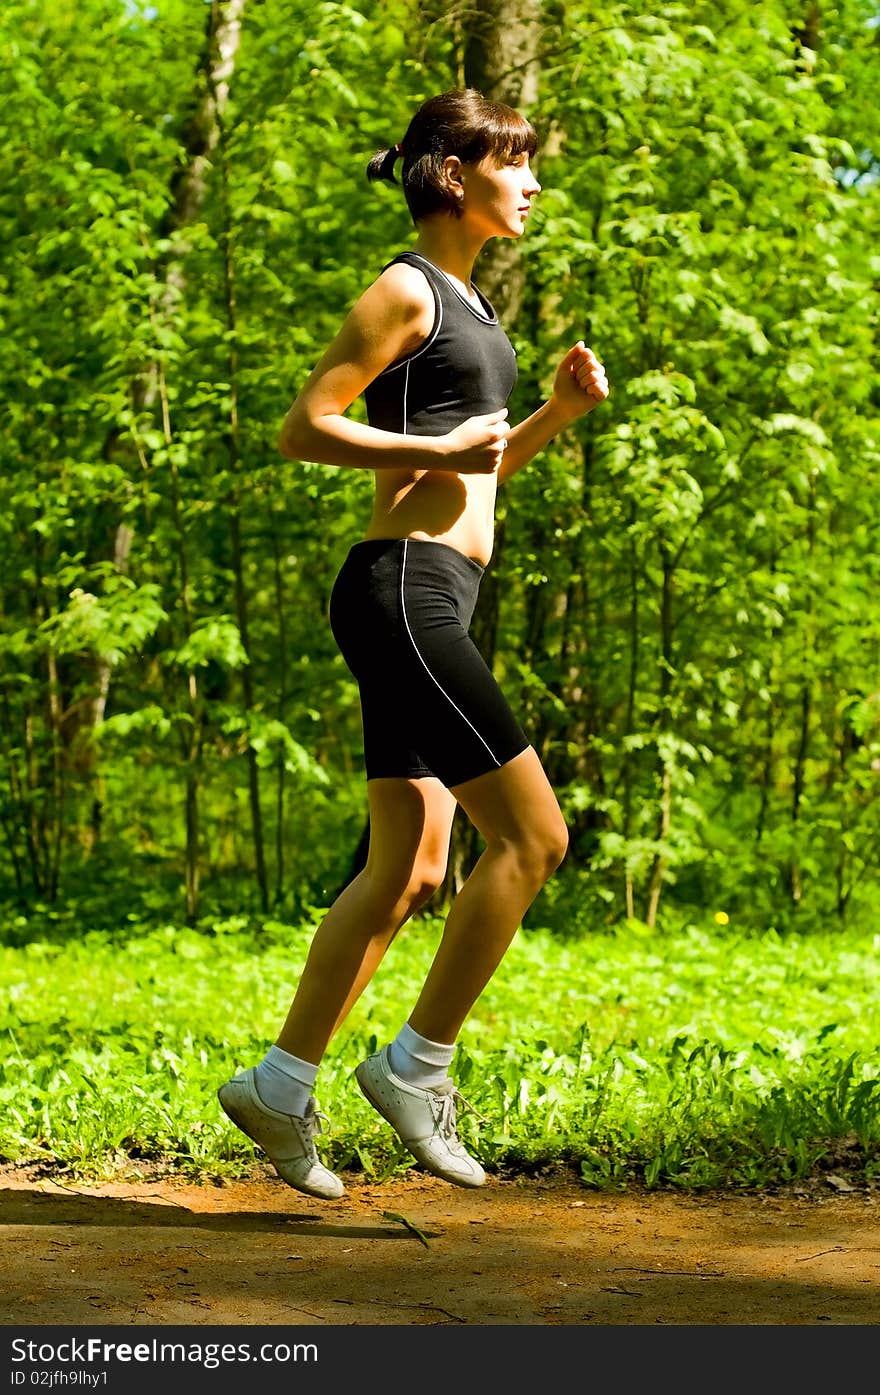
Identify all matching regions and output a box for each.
[0,1187,442,1241]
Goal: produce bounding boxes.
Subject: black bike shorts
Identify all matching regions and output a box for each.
[328,538,530,787]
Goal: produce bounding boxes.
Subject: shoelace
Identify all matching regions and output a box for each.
[454,1089,489,1124]
[308,1103,330,1138]
[436,1088,488,1141]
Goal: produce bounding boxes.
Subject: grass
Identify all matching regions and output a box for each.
[1,912,879,1192]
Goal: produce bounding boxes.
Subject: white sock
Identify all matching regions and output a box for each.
[388,1021,455,1089]
[253,1044,318,1117]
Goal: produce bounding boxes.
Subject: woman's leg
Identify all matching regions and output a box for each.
[218,774,454,1199]
[353,746,566,1189]
[275,775,457,1065]
[407,746,568,1045]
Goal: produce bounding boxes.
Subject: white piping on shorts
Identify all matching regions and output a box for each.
[399,538,501,770]
[402,360,409,432]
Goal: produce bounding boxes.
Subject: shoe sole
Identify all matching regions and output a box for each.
[355,1061,485,1189]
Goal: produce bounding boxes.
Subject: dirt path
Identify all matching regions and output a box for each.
[2,1163,879,1328]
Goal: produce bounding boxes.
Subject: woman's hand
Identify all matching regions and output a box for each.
[550,342,609,422]
[438,409,510,473]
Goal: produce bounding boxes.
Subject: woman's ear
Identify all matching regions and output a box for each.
[442,154,464,201]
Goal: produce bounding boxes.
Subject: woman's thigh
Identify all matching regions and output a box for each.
[449,746,567,852]
[365,775,457,887]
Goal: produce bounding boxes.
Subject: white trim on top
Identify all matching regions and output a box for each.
[374,260,444,379]
[405,251,496,324]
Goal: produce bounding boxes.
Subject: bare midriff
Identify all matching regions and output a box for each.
[363,465,497,567]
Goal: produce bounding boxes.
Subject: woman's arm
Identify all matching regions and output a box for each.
[278,266,509,475]
[497,342,608,486]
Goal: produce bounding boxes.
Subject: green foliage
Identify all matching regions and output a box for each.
[503,0,880,928]
[2,914,878,1190]
[0,0,878,928]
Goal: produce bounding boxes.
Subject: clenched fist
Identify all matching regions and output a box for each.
[439,408,510,474]
[551,342,609,421]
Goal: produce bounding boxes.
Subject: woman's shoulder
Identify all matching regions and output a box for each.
[351,255,436,329]
[373,255,437,308]
[346,256,436,346]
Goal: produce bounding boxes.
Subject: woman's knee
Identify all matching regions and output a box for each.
[513,814,569,876]
[545,814,570,872]
[533,816,569,879]
[406,853,448,908]
[490,816,568,885]
[363,854,447,915]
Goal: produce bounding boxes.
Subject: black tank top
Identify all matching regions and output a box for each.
[363,251,518,437]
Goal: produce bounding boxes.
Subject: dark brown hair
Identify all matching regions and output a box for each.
[367,88,538,224]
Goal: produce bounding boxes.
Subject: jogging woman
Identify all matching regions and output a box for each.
[218,88,609,1198]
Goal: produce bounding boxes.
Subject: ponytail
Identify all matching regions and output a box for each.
[366,144,401,185]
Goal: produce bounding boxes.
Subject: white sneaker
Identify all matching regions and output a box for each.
[355,1045,486,1188]
[217,1067,344,1200]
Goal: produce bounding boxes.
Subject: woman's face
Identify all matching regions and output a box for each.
[458,151,541,239]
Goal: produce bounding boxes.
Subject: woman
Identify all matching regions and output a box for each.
[218,88,609,1199]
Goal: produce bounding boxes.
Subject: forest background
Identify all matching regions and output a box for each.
[1,0,879,941]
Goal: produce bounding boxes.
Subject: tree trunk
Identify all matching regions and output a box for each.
[465,0,542,321]
[789,478,816,905]
[157,361,204,926]
[216,72,269,913]
[622,511,640,920]
[269,520,291,907]
[435,0,545,911]
[643,547,675,924]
